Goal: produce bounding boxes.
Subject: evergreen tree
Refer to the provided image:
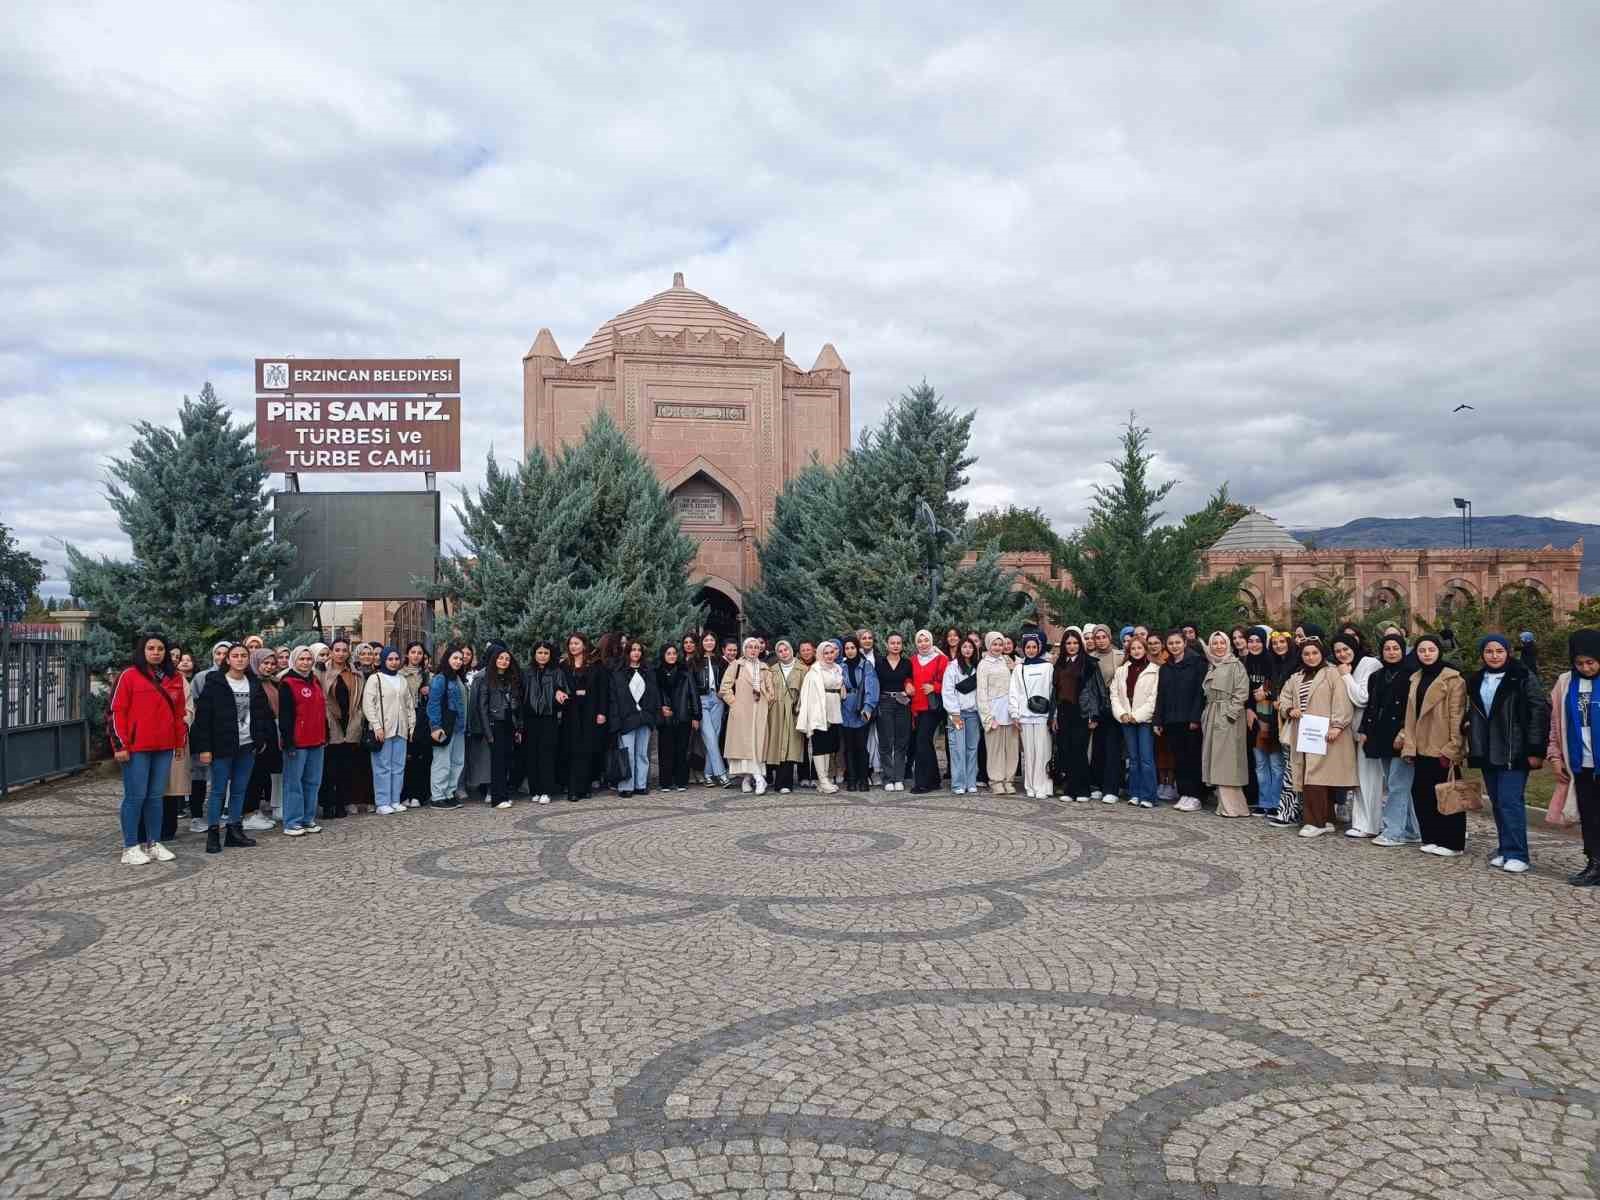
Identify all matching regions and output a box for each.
[969,504,1070,562]
[0,521,45,621]
[1038,416,1251,633]
[66,383,308,669]
[431,412,702,659]
[745,382,1033,637]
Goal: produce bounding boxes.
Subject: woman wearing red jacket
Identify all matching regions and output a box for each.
[110,633,188,865]
[908,629,950,794]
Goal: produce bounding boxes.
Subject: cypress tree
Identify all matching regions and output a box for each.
[745,381,1033,637]
[66,383,308,669]
[432,412,702,658]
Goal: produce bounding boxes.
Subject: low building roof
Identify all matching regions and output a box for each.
[1211,509,1305,552]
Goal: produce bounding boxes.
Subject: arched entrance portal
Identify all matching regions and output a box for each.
[696,586,741,644]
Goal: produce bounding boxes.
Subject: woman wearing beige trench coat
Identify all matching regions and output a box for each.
[1200,631,1251,817]
[719,638,771,794]
[1277,638,1357,838]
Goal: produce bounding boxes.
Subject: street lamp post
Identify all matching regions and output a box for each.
[1452,497,1473,549]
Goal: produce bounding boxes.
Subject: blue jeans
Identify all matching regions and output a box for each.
[948,710,980,791]
[1122,723,1156,804]
[120,750,173,847]
[698,693,728,779]
[1379,756,1418,842]
[1484,766,1530,863]
[207,750,255,827]
[1251,747,1283,812]
[371,736,406,809]
[281,744,325,830]
[619,727,652,792]
[430,729,465,802]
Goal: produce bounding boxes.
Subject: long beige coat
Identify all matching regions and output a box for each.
[1200,656,1249,787]
[764,660,808,763]
[719,657,771,763]
[1277,667,1358,787]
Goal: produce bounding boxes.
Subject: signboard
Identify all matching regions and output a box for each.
[275,491,440,599]
[673,493,724,524]
[256,396,461,472]
[654,402,746,422]
[256,358,460,395]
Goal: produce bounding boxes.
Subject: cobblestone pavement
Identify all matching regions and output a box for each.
[2,776,1596,1199]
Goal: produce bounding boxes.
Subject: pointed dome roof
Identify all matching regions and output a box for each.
[1211,508,1305,552]
[570,272,779,365]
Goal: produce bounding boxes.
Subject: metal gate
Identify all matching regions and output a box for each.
[1,624,91,795]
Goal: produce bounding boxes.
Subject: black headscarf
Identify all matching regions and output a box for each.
[1570,628,1600,664]
[1371,632,1413,695]
[1330,634,1367,668]
[1413,633,1446,711]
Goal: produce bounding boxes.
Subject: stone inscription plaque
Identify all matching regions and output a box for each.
[673,493,724,524]
[655,402,746,422]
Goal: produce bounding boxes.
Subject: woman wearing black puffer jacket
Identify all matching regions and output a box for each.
[1464,633,1550,876]
[655,644,701,791]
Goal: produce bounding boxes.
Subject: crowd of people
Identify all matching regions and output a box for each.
[108,620,1600,887]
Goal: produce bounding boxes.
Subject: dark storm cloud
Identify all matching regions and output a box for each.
[3,1,1597,588]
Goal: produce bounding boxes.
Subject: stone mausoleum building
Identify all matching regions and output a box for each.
[523,274,850,632]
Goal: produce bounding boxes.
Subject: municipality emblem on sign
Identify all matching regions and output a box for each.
[261,362,290,389]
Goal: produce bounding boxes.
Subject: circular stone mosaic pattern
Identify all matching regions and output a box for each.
[4,777,1597,1200]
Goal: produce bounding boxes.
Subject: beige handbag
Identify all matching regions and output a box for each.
[1435,766,1483,815]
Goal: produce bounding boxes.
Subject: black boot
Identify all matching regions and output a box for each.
[224,824,256,848]
[205,826,222,854]
[1569,857,1600,887]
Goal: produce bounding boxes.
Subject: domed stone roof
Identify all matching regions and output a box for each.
[570,272,778,365]
[1211,508,1306,553]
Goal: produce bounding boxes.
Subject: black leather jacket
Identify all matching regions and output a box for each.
[657,663,701,726]
[1464,662,1550,769]
[523,665,558,718]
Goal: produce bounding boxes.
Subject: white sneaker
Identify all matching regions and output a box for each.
[1432,847,1463,858]
[951,787,964,795]
[1127,796,1140,806]
[1344,828,1372,839]
[1101,794,1118,804]
[406,798,421,808]
[741,777,754,794]
[1089,790,1103,800]
[376,804,394,815]
[754,776,767,795]
[304,822,322,834]
[243,813,275,832]
[189,818,208,834]
[819,782,839,794]
[1298,824,1327,838]
[147,842,175,862]
[1502,859,1529,874]
[283,826,306,837]
[1138,799,1155,808]
[1489,854,1506,868]
[538,794,551,805]
[1075,796,1092,804]
[1420,843,1442,855]
[1176,797,1202,813]
[779,787,791,794]
[1372,836,1404,847]
[495,800,512,809]
[120,846,150,865]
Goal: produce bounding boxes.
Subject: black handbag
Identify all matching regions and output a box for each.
[955,674,977,694]
[607,744,630,786]
[359,676,384,752]
[1027,694,1051,715]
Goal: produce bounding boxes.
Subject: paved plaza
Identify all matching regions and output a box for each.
[2,773,1597,1200]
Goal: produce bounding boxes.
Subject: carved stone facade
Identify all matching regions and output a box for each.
[523,275,850,624]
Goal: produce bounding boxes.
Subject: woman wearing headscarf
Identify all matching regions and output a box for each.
[470,642,524,808]
[427,645,468,808]
[1548,629,1600,885]
[1277,638,1357,838]
[1363,633,1420,847]
[1201,631,1251,817]
[838,636,879,791]
[1398,633,1468,857]
[1111,634,1160,808]
[1050,629,1105,802]
[977,632,1018,794]
[942,636,983,795]
[655,642,700,792]
[276,646,328,837]
[520,640,561,804]
[319,638,366,819]
[1008,631,1054,799]
[243,647,284,828]
[908,629,950,794]
[1332,634,1383,838]
[363,646,415,815]
[556,634,609,802]
[764,640,808,794]
[1265,630,1303,827]
[1242,629,1280,816]
[398,641,432,809]
[797,638,845,794]
[1464,632,1550,874]
[1087,624,1124,803]
[720,637,772,793]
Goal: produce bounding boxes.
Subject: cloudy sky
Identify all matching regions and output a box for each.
[5,1,1599,592]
